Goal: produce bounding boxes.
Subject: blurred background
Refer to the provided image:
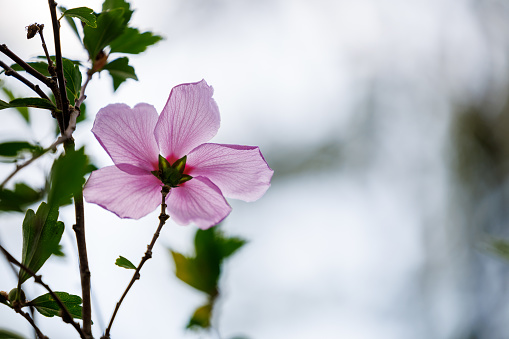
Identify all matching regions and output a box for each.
[2,0,509,338]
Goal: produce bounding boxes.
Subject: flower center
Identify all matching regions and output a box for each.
[151,154,192,188]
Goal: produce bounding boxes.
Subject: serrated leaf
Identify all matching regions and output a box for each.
[83,8,126,60]
[62,58,82,105]
[0,183,44,213]
[110,27,162,54]
[187,303,213,330]
[29,292,83,319]
[62,7,97,28]
[0,329,27,339]
[48,147,90,207]
[8,98,56,111]
[0,141,41,158]
[115,256,137,269]
[59,6,81,40]
[102,0,133,24]
[102,57,138,91]
[2,88,30,123]
[19,203,64,284]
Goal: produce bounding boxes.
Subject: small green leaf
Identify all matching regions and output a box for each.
[62,58,82,105]
[0,100,10,110]
[19,203,64,284]
[59,6,81,40]
[62,7,97,28]
[29,292,83,319]
[0,183,44,213]
[102,0,133,24]
[0,142,41,158]
[83,8,126,60]
[186,303,213,329]
[171,251,216,295]
[102,57,138,91]
[0,329,28,339]
[9,62,51,77]
[8,98,56,111]
[110,28,162,54]
[115,256,137,270]
[2,88,30,123]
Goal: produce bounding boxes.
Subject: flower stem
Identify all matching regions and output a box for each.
[102,186,171,339]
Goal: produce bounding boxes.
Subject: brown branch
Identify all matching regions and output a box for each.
[0,135,69,190]
[0,60,50,100]
[18,308,48,339]
[0,44,54,88]
[102,186,171,339]
[0,244,86,339]
[48,0,70,133]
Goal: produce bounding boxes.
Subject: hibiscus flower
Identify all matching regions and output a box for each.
[83,80,273,229]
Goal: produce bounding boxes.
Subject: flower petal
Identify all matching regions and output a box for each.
[155,80,220,162]
[83,165,162,219]
[92,103,160,171]
[187,143,273,202]
[166,176,231,229]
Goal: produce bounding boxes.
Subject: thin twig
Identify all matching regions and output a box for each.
[0,244,86,339]
[37,24,55,73]
[18,308,48,339]
[0,44,54,88]
[0,61,51,101]
[0,135,68,190]
[102,186,171,339]
[48,0,70,133]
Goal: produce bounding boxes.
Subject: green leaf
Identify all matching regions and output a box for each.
[110,28,162,54]
[62,7,97,28]
[187,303,213,329]
[9,62,51,77]
[0,329,27,339]
[62,58,82,105]
[19,202,64,284]
[29,292,83,319]
[1,88,30,123]
[102,0,133,24]
[0,183,44,213]
[0,100,9,110]
[8,98,56,111]
[0,141,41,158]
[171,251,217,295]
[83,8,126,60]
[59,6,81,40]
[102,57,138,91]
[115,256,137,269]
[47,147,91,208]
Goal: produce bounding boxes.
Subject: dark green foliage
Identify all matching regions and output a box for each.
[83,8,126,61]
[0,183,44,213]
[0,99,10,110]
[0,329,27,339]
[19,202,64,284]
[4,98,56,111]
[28,292,83,319]
[8,62,51,77]
[109,28,162,54]
[61,7,97,28]
[62,58,82,105]
[59,6,81,40]
[170,226,246,330]
[0,142,42,158]
[47,147,92,207]
[115,255,136,269]
[102,57,138,91]
[1,88,30,123]
[102,0,133,24]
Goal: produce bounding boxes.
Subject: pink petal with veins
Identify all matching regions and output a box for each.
[187,143,273,202]
[155,80,220,162]
[83,165,162,219]
[92,103,160,172]
[166,176,231,229]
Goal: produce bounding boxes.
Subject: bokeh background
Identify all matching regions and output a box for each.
[2,0,509,338]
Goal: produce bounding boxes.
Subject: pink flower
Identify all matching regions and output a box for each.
[83,80,273,229]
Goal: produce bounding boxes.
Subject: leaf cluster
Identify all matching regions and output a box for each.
[170,226,246,330]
